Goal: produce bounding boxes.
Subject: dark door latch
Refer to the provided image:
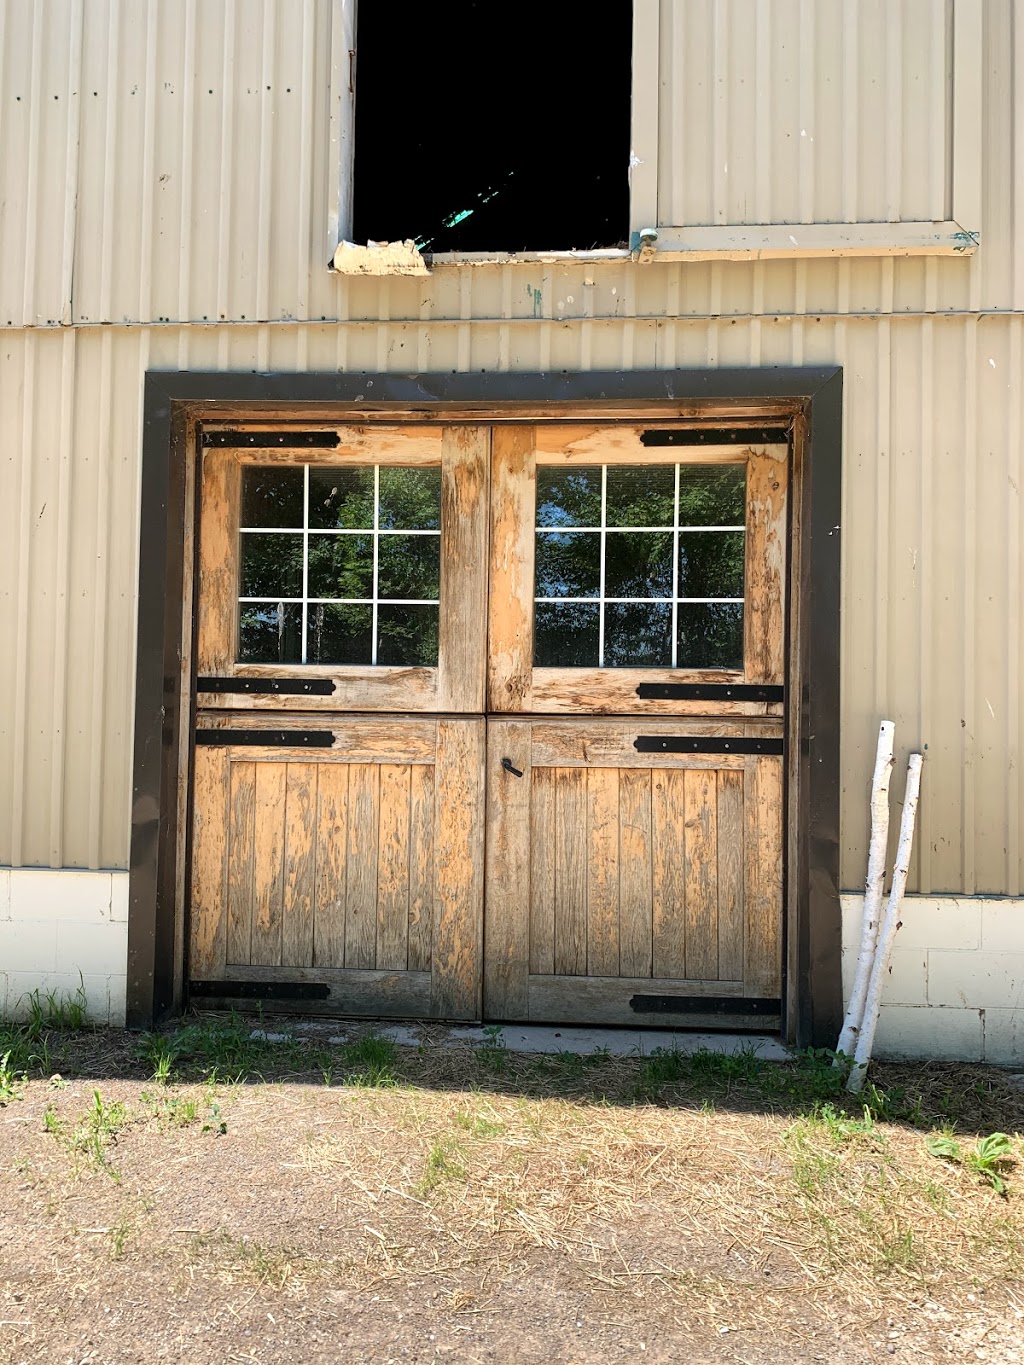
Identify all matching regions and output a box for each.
[501,757,524,778]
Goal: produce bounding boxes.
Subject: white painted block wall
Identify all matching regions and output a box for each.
[840,895,1024,1064]
[1,871,1023,1058]
[0,870,129,1024]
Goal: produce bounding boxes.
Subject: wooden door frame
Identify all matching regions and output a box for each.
[128,367,842,1047]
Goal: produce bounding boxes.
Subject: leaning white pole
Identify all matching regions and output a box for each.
[834,721,896,1066]
[847,752,924,1095]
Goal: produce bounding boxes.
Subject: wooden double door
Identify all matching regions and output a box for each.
[188,422,788,1029]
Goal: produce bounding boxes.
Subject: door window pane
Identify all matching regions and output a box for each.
[532,461,747,670]
[237,465,441,666]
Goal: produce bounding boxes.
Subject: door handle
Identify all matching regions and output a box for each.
[501,757,524,778]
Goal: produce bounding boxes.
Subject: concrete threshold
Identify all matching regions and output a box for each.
[252,1017,792,1061]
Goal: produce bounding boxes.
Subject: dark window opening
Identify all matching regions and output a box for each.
[352,2,633,254]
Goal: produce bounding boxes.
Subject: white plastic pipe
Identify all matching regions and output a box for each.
[834,721,896,1065]
[847,752,924,1095]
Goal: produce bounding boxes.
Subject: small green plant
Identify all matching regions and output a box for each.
[340,1035,398,1087]
[42,1104,65,1138]
[453,1110,504,1139]
[140,1032,181,1084]
[477,1025,508,1075]
[22,979,90,1032]
[110,1218,131,1260]
[926,1130,1015,1196]
[634,1048,688,1100]
[0,1051,26,1106]
[418,1138,466,1196]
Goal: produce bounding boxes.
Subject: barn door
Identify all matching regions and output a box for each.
[484,426,788,1029]
[187,425,488,1018]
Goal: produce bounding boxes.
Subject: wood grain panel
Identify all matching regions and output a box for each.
[531,720,778,767]
[554,768,587,976]
[313,763,348,968]
[198,672,439,715]
[618,769,653,978]
[529,766,556,976]
[746,447,788,686]
[282,763,316,967]
[483,721,532,1018]
[407,763,435,973]
[683,768,719,981]
[744,756,784,996]
[717,770,746,982]
[196,451,240,675]
[487,426,536,712]
[530,672,779,718]
[251,763,287,967]
[586,768,620,977]
[652,768,687,979]
[527,975,747,1029]
[432,720,486,1019]
[533,428,783,465]
[345,764,379,970]
[226,761,256,966]
[376,765,411,971]
[190,747,229,977]
[194,714,438,762]
[437,426,489,711]
[221,964,433,1018]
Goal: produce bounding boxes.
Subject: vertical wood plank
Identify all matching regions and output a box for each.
[529,765,556,975]
[744,755,784,996]
[683,767,719,981]
[746,446,788,685]
[251,762,287,967]
[196,451,240,673]
[483,721,532,1018]
[407,763,435,973]
[586,768,620,978]
[433,719,486,1018]
[554,767,588,976]
[282,763,316,968]
[652,768,687,979]
[487,426,536,712]
[226,761,256,966]
[619,768,654,978]
[313,763,348,969]
[376,764,412,971]
[437,426,489,711]
[345,763,379,970]
[717,768,745,981]
[189,747,229,978]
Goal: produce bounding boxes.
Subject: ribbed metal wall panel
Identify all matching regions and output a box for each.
[0,316,1021,899]
[656,0,952,228]
[0,0,1020,325]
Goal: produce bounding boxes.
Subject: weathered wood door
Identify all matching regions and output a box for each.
[484,426,788,1029]
[188,426,488,1017]
[187,420,789,1028]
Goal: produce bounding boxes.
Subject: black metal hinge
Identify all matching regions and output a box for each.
[637,682,784,703]
[195,729,336,749]
[197,676,336,696]
[201,430,340,448]
[630,994,782,1016]
[634,735,783,756]
[190,980,331,1001]
[640,428,790,447]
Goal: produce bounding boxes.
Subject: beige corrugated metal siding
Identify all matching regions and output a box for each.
[656,0,953,228]
[0,1,1022,898]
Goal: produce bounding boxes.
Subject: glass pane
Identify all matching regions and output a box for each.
[678,531,745,599]
[307,603,372,665]
[604,530,673,599]
[605,465,675,527]
[677,603,744,669]
[238,603,302,663]
[240,533,303,598]
[378,533,441,600]
[534,601,600,666]
[535,531,601,598]
[604,602,672,667]
[240,467,304,528]
[678,465,746,526]
[536,467,602,527]
[378,467,442,530]
[307,534,374,600]
[377,604,439,666]
[307,467,375,529]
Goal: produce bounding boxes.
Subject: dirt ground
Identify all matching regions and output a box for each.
[2,1015,1024,1364]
